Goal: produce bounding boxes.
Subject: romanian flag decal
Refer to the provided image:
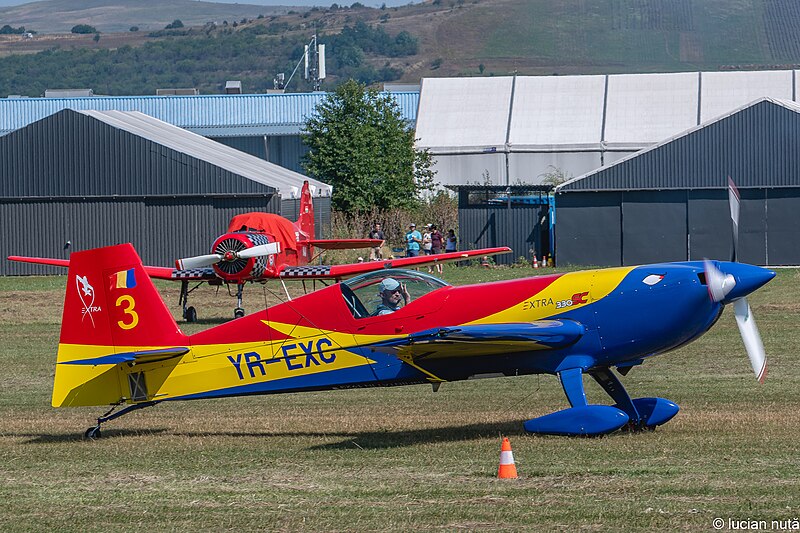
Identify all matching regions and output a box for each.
[110,268,137,290]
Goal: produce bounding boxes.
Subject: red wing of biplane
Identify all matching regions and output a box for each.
[305,239,382,250]
[279,247,512,279]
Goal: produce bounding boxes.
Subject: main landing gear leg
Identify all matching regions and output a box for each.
[524,368,629,436]
[84,401,159,440]
[179,280,198,323]
[590,367,680,431]
[234,283,245,319]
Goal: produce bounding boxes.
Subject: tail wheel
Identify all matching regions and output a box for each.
[184,306,197,323]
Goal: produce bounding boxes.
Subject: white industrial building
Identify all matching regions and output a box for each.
[415,70,800,186]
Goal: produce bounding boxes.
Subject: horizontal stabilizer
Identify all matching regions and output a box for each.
[60,347,190,366]
[170,267,217,281]
[370,320,585,361]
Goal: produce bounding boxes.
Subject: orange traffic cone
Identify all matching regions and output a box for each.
[497,437,518,479]
[532,255,539,269]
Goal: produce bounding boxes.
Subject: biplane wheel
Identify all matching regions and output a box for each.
[84,426,101,440]
[184,306,197,323]
[234,308,245,319]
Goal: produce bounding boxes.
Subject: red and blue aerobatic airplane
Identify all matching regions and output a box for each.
[51,181,774,439]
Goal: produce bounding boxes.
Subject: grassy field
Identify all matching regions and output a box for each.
[1,265,799,531]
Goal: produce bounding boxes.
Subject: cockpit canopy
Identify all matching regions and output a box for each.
[340,269,450,319]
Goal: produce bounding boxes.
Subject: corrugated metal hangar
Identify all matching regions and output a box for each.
[1,109,332,275]
[415,70,800,187]
[3,71,800,270]
[554,98,800,267]
[0,92,420,174]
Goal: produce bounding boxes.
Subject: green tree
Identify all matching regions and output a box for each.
[71,24,97,34]
[302,79,435,213]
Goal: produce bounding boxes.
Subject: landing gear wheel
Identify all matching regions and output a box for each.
[234,308,245,319]
[84,426,101,440]
[184,306,197,323]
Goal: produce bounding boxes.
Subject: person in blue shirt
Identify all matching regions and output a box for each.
[374,278,411,315]
[405,223,422,257]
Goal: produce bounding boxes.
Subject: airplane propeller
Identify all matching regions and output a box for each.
[702,177,768,383]
[176,242,281,270]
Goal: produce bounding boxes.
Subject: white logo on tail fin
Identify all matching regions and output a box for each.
[75,275,101,327]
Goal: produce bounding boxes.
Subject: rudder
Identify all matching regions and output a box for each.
[55,243,188,407]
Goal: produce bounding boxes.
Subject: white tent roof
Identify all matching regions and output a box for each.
[603,72,699,146]
[414,77,513,152]
[78,110,332,198]
[509,74,606,149]
[416,70,800,155]
[700,70,794,122]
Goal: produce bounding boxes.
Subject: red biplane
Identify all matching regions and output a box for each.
[9,181,511,320]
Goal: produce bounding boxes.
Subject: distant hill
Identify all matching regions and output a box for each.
[2,0,800,97]
[0,0,293,33]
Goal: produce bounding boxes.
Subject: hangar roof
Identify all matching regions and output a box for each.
[0,91,419,137]
[80,110,332,198]
[415,70,800,153]
[555,97,800,192]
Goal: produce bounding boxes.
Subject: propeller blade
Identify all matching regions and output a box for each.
[176,254,222,270]
[704,260,736,302]
[733,298,767,383]
[238,242,281,259]
[728,176,740,262]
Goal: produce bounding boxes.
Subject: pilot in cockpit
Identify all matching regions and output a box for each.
[374,277,412,315]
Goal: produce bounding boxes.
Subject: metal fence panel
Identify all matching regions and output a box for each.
[458,206,545,265]
[738,189,767,265]
[766,188,800,265]
[687,190,733,261]
[622,191,687,265]
[555,192,622,267]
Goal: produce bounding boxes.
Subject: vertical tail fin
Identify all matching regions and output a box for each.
[55,243,188,407]
[296,180,315,240]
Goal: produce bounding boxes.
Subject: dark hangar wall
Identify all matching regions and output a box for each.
[0,109,279,275]
[556,100,800,266]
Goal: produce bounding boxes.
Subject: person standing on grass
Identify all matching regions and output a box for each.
[422,224,433,255]
[445,229,457,252]
[430,224,444,274]
[368,222,385,261]
[405,223,422,257]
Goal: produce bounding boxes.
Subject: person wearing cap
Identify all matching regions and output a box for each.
[375,277,412,315]
[405,223,422,257]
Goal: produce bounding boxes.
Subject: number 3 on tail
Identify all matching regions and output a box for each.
[115,295,139,330]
